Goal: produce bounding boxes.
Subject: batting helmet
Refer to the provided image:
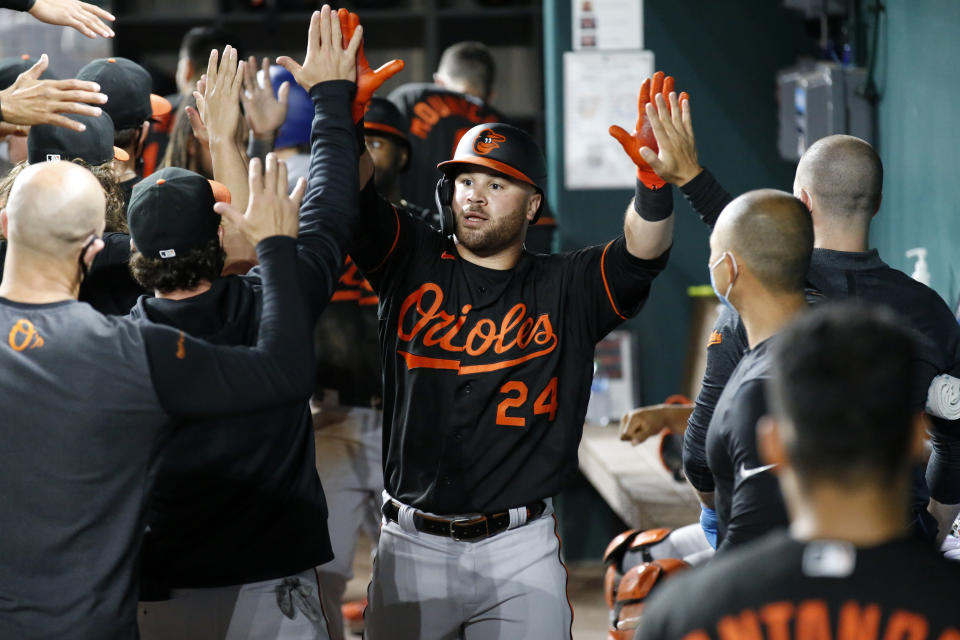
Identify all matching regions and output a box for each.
[268,66,313,150]
[434,122,547,235]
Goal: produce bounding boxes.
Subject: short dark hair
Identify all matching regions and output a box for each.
[768,303,918,488]
[723,189,814,294]
[129,237,225,293]
[114,127,141,150]
[179,27,240,77]
[437,41,496,98]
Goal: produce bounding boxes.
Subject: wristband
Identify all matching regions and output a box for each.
[633,178,673,221]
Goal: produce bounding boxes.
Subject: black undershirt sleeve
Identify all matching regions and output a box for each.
[718,379,788,552]
[291,80,360,319]
[1,0,36,12]
[144,236,314,417]
[683,308,748,493]
[679,168,734,230]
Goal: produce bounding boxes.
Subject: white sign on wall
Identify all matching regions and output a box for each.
[572,0,643,51]
[563,50,655,189]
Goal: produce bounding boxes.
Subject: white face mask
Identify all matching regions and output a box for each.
[709,251,738,311]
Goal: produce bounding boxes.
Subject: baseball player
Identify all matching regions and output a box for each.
[636,305,960,639]
[345,65,682,637]
[388,41,503,209]
[640,93,960,543]
[702,189,813,550]
[0,158,315,639]
[129,12,362,639]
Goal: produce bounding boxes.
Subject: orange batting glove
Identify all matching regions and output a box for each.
[338,8,405,123]
[609,71,689,190]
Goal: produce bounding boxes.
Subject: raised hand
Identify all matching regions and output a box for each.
[214,154,307,245]
[276,4,363,92]
[0,54,107,131]
[609,71,690,189]
[337,8,405,122]
[241,56,290,140]
[27,0,115,39]
[194,46,245,147]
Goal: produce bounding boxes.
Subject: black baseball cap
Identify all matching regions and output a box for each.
[128,167,231,260]
[437,123,546,194]
[363,98,410,149]
[0,54,55,89]
[28,112,130,166]
[76,57,172,130]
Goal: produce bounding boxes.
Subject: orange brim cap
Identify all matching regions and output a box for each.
[150,94,172,119]
[208,179,231,204]
[364,122,407,140]
[436,156,536,187]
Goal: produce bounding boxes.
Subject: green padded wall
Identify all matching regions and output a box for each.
[869,0,960,311]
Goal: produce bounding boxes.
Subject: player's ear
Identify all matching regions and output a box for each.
[757,415,787,471]
[217,224,225,247]
[526,192,542,221]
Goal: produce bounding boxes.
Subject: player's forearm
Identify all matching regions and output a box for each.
[624,204,673,260]
[295,80,360,314]
[679,168,733,230]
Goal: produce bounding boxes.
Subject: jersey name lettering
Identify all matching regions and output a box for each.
[409,95,497,140]
[396,282,557,374]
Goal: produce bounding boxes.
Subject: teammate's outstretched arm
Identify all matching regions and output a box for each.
[609,71,687,260]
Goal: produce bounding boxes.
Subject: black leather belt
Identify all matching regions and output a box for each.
[382,500,546,542]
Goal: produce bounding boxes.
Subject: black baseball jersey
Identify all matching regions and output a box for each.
[131,79,360,591]
[0,238,314,639]
[388,83,504,210]
[705,337,789,551]
[351,182,669,514]
[636,530,960,640]
[682,303,747,493]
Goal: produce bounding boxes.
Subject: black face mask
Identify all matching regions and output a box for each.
[78,234,100,281]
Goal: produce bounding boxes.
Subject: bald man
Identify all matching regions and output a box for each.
[636,90,960,544]
[703,189,813,551]
[0,160,316,639]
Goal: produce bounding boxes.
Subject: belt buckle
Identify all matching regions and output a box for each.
[449,516,486,541]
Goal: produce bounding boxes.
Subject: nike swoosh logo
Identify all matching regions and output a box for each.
[738,463,776,481]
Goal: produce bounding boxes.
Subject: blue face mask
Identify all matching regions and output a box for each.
[709,251,738,311]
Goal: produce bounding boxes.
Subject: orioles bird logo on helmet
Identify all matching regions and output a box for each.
[473,129,506,155]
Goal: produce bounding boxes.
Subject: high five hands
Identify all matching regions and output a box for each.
[609,71,701,189]
[276,5,363,92]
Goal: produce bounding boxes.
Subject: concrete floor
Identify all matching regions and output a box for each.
[343,533,610,639]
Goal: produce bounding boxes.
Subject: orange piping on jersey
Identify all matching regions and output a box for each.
[331,290,364,301]
[600,240,628,320]
[367,204,401,274]
[707,330,722,346]
[358,295,379,306]
[441,251,456,260]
